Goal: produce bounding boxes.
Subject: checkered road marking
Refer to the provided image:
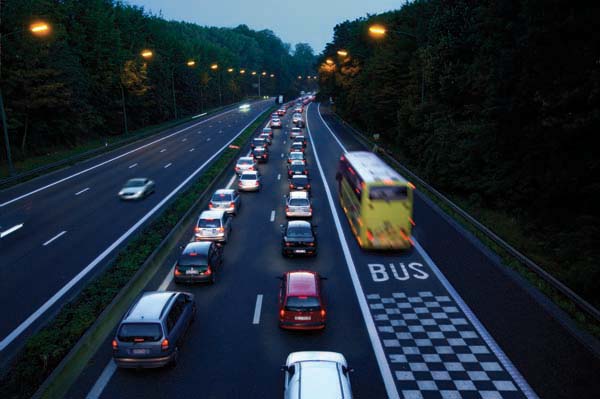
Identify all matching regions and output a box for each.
[368,292,525,399]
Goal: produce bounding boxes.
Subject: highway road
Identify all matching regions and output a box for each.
[64,101,599,399]
[0,99,273,359]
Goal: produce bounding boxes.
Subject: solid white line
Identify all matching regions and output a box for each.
[75,187,90,196]
[226,173,237,189]
[85,360,117,399]
[0,107,269,351]
[269,210,275,222]
[182,138,187,142]
[43,231,67,247]
[252,294,263,324]
[305,103,400,399]
[189,148,195,152]
[0,106,248,208]
[314,102,538,399]
[207,138,211,142]
[164,163,172,169]
[192,112,207,119]
[0,223,24,238]
[280,153,284,158]
[160,149,166,153]
[283,140,286,144]
[159,263,176,292]
[277,173,281,180]
[128,163,137,169]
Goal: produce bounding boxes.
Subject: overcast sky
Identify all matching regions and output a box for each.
[126,0,403,54]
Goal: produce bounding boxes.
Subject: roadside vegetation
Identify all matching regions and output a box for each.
[317,1,599,311]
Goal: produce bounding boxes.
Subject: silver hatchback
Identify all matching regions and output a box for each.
[286,191,312,218]
[209,189,241,215]
[235,156,257,175]
[238,170,262,192]
[194,210,232,243]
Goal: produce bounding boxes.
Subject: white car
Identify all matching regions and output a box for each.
[271,118,282,128]
[283,352,353,399]
[286,191,312,218]
[118,178,155,200]
[235,156,257,175]
[238,171,262,192]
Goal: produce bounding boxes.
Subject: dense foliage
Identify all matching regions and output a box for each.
[318,0,599,307]
[0,0,316,160]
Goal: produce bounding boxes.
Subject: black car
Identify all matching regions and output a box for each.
[281,220,317,256]
[289,175,311,192]
[289,141,305,153]
[174,241,223,284]
[287,161,308,178]
[251,137,266,149]
[252,146,269,163]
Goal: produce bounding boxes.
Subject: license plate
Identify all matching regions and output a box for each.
[295,316,311,320]
[295,249,306,253]
[131,348,149,355]
[297,186,303,190]
[186,269,199,275]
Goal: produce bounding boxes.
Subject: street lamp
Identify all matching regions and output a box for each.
[240,69,246,74]
[187,60,196,67]
[367,23,424,104]
[0,21,52,176]
[325,58,334,65]
[141,49,153,59]
[210,63,222,105]
[227,68,234,73]
[336,50,348,57]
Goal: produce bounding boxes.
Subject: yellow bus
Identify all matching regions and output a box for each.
[335,151,415,249]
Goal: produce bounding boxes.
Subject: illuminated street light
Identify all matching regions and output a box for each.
[227,67,234,73]
[270,74,275,78]
[187,60,196,67]
[210,63,218,70]
[251,71,257,75]
[141,49,153,59]
[368,25,386,37]
[240,69,246,74]
[298,75,302,79]
[307,76,311,80]
[325,59,334,65]
[337,50,348,57]
[261,71,267,76]
[30,22,50,36]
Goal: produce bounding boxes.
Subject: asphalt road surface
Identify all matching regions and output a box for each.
[65,101,599,399]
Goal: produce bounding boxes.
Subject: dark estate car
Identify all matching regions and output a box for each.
[252,146,269,163]
[287,151,306,164]
[289,175,311,192]
[251,137,266,149]
[281,220,317,257]
[289,141,305,153]
[287,161,308,178]
[174,241,223,284]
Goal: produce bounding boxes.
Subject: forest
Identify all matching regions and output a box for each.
[317,0,599,307]
[0,0,316,163]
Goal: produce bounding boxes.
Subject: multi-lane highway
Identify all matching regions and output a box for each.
[0,100,273,358]
[21,100,600,398]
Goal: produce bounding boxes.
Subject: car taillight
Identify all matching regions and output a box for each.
[218,227,225,232]
[289,184,294,188]
[194,227,200,233]
[286,207,290,212]
[254,181,259,186]
[306,184,311,188]
[285,242,293,247]
[174,268,182,276]
[230,202,235,207]
[208,203,214,208]
[367,229,374,241]
[249,166,254,170]
[280,309,285,318]
[308,242,315,246]
[320,309,326,318]
[235,166,240,171]
[204,266,212,276]
[161,338,169,351]
[112,339,118,350]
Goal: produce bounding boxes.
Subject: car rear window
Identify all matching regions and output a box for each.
[289,198,309,206]
[124,180,145,188]
[292,176,308,183]
[285,296,321,311]
[211,193,232,202]
[290,153,303,159]
[238,159,253,165]
[287,227,312,238]
[178,255,208,267]
[291,164,305,171]
[198,218,221,228]
[118,323,162,342]
[369,186,408,201]
[240,174,257,180]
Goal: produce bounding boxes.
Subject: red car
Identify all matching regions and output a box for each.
[278,270,326,330]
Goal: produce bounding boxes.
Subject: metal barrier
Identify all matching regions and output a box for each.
[327,111,600,325]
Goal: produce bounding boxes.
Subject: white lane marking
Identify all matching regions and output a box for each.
[43,231,67,247]
[412,239,539,398]
[305,103,400,399]
[219,130,223,134]
[252,294,263,324]
[189,148,195,152]
[0,223,24,238]
[164,163,172,169]
[277,173,281,180]
[85,360,117,399]
[159,263,176,291]
[207,138,211,142]
[226,173,237,189]
[0,105,254,208]
[0,108,269,351]
[182,138,187,142]
[314,102,538,399]
[75,187,90,196]
[192,112,207,119]
[270,210,275,222]
[128,163,137,169]
[160,149,166,153]
[283,140,286,144]
[280,153,284,158]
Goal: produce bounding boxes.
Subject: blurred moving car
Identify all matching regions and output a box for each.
[112,291,195,368]
[285,191,312,218]
[118,178,155,200]
[174,241,223,284]
[262,127,274,138]
[278,271,326,330]
[209,188,241,214]
[289,175,311,192]
[235,156,257,175]
[238,170,262,192]
[281,220,317,256]
[252,146,269,163]
[194,210,232,243]
[251,137,267,149]
[271,118,282,128]
[282,352,353,399]
[259,132,272,145]
[289,141,304,153]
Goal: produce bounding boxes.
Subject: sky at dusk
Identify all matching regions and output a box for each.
[126,0,404,54]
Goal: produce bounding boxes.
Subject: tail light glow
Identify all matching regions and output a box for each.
[112,339,118,350]
[218,227,225,232]
[194,227,200,233]
[320,309,326,318]
[230,202,235,207]
[174,268,182,276]
[204,266,212,276]
[280,309,285,318]
[367,229,374,241]
[161,339,169,351]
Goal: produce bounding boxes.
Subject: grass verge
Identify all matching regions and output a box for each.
[328,111,600,340]
[0,105,276,399]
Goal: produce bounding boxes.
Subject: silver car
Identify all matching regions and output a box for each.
[209,189,241,215]
[238,170,262,192]
[118,178,155,200]
[235,156,257,175]
[286,191,312,218]
[194,210,232,243]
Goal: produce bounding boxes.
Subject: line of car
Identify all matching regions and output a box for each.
[111,95,355,398]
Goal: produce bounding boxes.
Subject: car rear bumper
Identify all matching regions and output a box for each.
[194,234,225,242]
[279,321,325,330]
[239,185,260,191]
[283,247,316,256]
[113,353,175,368]
[174,274,213,284]
[286,211,312,218]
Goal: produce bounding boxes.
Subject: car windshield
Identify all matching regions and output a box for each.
[240,174,257,180]
[117,323,162,342]
[124,179,145,188]
[289,198,309,206]
[369,186,408,201]
[198,218,221,228]
[285,296,321,311]
[211,193,232,202]
[287,226,312,238]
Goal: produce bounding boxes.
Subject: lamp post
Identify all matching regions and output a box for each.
[368,24,424,104]
[0,21,51,176]
[211,63,221,105]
